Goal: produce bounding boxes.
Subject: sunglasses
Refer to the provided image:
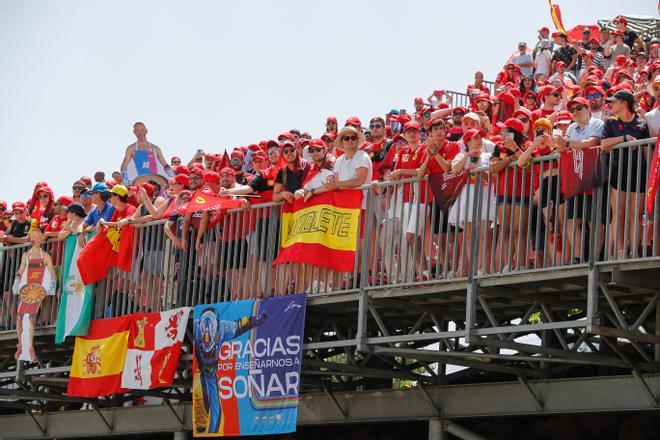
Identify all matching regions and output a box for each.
[189,175,202,180]
[342,135,358,141]
[268,150,280,155]
[72,186,85,191]
[0,207,5,211]
[230,158,243,163]
[507,67,516,70]
[453,112,465,117]
[550,93,562,97]
[172,160,181,165]
[195,158,203,162]
[38,194,49,199]
[519,117,530,123]
[569,105,586,113]
[369,124,383,129]
[308,147,323,153]
[282,147,295,154]
[586,93,602,99]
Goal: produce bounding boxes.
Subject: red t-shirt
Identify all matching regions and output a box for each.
[45,215,65,264]
[365,140,388,181]
[110,204,137,222]
[531,108,555,122]
[395,144,428,203]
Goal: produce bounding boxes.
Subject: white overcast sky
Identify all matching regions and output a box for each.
[0,0,656,203]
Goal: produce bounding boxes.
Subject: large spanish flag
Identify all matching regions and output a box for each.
[274,189,362,272]
[67,315,131,398]
[548,0,569,36]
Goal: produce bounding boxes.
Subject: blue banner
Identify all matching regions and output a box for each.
[192,294,306,437]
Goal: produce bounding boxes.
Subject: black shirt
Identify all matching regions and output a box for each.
[552,44,577,67]
[602,115,650,175]
[275,165,310,193]
[623,29,639,50]
[8,219,31,238]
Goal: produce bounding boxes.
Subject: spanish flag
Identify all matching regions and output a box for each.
[67,315,131,398]
[548,0,568,36]
[274,189,362,272]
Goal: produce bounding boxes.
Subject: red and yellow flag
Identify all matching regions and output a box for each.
[77,225,135,285]
[548,0,568,36]
[67,315,131,398]
[646,138,660,216]
[274,189,362,272]
[185,189,243,228]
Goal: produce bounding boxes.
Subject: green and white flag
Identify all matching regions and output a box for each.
[55,235,93,344]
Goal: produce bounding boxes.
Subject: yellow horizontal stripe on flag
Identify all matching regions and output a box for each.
[280,203,360,251]
[70,330,130,378]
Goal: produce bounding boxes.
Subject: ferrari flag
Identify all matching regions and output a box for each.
[186,190,244,228]
[76,225,135,286]
[274,189,362,272]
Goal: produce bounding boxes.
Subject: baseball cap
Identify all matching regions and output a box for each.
[496,118,525,133]
[204,171,220,183]
[138,182,155,197]
[613,29,624,36]
[266,140,280,150]
[80,176,92,186]
[252,151,267,161]
[230,149,245,159]
[55,196,73,207]
[605,89,635,106]
[110,185,128,197]
[463,128,487,143]
[308,138,325,149]
[538,26,550,33]
[344,116,362,128]
[326,116,337,123]
[414,97,424,104]
[220,167,235,176]
[513,107,532,119]
[403,121,421,132]
[613,16,628,24]
[428,117,446,129]
[173,174,190,187]
[475,92,491,102]
[90,182,109,194]
[567,97,589,109]
[321,133,336,142]
[12,201,27,212]
[277,132,294,141]
[555,110,573,124]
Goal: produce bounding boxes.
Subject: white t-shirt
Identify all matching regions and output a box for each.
[458,138,495,154]
[566,118,605,141]
[334,150,373,208]
[534,49,552,76]
[645,108,660,137]
[302,168,334,191]
[512,52,533,78]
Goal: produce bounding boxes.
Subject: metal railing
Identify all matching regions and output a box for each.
[0,138,658,331]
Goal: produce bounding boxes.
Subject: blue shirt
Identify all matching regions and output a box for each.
[85,202,115,226]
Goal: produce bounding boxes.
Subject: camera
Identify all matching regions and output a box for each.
[470,156,479,164]
[535,128,544,137]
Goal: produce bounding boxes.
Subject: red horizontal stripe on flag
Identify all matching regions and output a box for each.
[288,189,362,212]
[83,315,132,340]
[67,374,126,398]
[274,242,356,272]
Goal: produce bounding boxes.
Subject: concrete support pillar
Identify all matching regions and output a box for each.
[428,419,448,440]
[173,431,188,440]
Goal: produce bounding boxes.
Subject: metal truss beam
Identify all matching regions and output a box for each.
[2,375,660,438]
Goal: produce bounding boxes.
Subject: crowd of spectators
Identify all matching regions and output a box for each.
[1,15,660,302]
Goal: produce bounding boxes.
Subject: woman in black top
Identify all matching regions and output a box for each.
[273,141,309,294]
[601,90,651,259]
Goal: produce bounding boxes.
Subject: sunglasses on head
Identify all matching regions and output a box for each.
[569,105,586,113]
[342,135,358,142]
[308,147,323,153]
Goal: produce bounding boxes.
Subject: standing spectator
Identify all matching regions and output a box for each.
[532,85,563,122]
[604,30,631,62]
[495,63,522,92]
[230,150,252,185]
[171,156,182,167]
[552,33,578,73]
[584,85,608,121]
[554,97,605,263]
[71,180,86,203]
[601,90,650,259]
[112,171,123,186]
[645,77,660,136]
[512,42,533,78]
[43,197,72,241]
[449,128,496,276]
[534,40,553,79]
[31,186,54,230]
[94,171,105,183]
[534,26,554,59]
[80,176,93,190]
[266,141,281,167]
[81,183,115,240]
[367,117,392,182]
[613,16,644,51]
[467,71,491,106]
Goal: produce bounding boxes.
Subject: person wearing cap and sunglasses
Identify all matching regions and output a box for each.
[601,90,650,260]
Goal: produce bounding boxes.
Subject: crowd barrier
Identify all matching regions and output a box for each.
[0,138,657,332]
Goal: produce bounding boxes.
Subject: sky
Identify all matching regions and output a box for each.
[0,0,656,203]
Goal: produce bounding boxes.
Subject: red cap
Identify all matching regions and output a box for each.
[496,118,525,133]
[614,16,628,24]
[392,134,406,143]
[56,196,73,207]
[105,179,116,188]
[189,167,205,178]
[615,54,628,65]
[204,153,216,160]
[138,182,155,197]
[414,97,424,104]
[326,116,337,123]
[567,97,589,109]
[403,121,421,132]
[538,26,550,33]
[204,171,220,183]
[280,140,295,149]
[463,128,487,143]
[266,140,280,150]
[321,132,336,142]
[453,106,468,114]
[436,102,450,110]
[613,29,624,36]
[220,167,235,176]
[556,61,567,69]
[496,91,516,106]
[556,110,573,123]
[80,176,92,186]
[475,92,491,102]
[11,201,27,212]
[344,116,362,128]
[428,117,446,129]
[513,107,532,119]
[277,132,294,141]
[173,165,190,175]
[582,51,595,59]
[174,174,190,187]
[538,85,563,101]
[230,149,245,159]
[308,138,325,149]
[0,200,6,210]
[171,155,181,163]
[72,180,85,187]
[247,143,261,152]
[252,150,267,161]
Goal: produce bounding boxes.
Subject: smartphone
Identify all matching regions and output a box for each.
[535,128,545,137]
[470,156,479,164]
[552,129,562,136]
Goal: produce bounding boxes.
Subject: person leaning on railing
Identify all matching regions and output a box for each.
[600,90,651,260]
[554,97,605,263]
